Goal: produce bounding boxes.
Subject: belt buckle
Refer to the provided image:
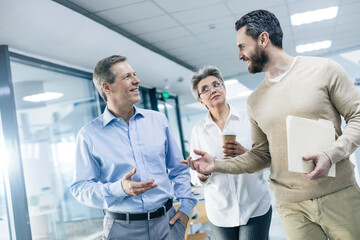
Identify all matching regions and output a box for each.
[147,211,151,220]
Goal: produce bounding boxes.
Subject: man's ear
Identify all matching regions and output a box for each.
[102,82,111,95]
[258,31,269,48]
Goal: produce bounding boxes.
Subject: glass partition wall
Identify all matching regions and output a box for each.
[157,95,186,157]
[10,55,103,239]
[0,112,11,240]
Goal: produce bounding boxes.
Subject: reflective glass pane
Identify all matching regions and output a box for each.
[10,60,103,239]
[158,98,182,151]
[0,112,11,240]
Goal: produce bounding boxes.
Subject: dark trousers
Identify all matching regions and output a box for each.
[209,206,272,240]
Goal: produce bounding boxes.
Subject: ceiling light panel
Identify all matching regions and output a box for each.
[23,92,64,102]
[296,40,331,53]
[291,6,338,26]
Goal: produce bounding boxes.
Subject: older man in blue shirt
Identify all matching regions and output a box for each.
[70,55,196,240]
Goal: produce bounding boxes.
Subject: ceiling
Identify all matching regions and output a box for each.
[0,0,359,108]
[55,0,360,77]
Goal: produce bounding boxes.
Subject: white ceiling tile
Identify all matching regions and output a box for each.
[332,39,360,53]
[282,24,293,36]
[95,1,165,25]
[291,18,336,35]
[335,12,360,25]
[186,16,236,35]
[180,47,238,67]
[295,34,333,44]
[138,26,191,43]
[119,15,179,35]
[191,58,241,75]
[286,0,305,3]
[294,25,334,40]
[69,0,147,13]
[180,52,212,63]
[283,35,295,49]
[205,37,237,49]
[153,0,223,13]
[195,28,235,43]
[334,24,360,33]
[266,5,290,19]
[340,0,360,4]
[288,0,341,15]
[337,2,360,16]
[334,13,360,41]
[212,50,238,61]
[333,30,360,41]
[172,4,233,25]
[294,32,333,46]
[152,36,202,51]
[166,44,209,57]
[227,0,287,15]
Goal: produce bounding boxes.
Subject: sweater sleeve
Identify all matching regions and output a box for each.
[215,108,271,174]
[323,59,360,163]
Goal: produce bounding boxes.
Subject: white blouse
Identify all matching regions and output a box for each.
[190,105,271,227]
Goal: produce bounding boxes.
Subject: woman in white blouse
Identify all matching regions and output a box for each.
[189,66,272,240]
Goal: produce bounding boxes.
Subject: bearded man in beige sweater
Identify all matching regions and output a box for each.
[182,9,360,240]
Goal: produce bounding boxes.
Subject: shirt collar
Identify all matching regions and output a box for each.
[102,105,144,127]
[204,104,240,127]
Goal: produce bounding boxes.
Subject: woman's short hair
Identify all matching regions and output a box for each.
[190,66,225,99]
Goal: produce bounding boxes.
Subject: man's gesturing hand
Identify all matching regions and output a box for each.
[180,149,215,175]
[121,168,158,196]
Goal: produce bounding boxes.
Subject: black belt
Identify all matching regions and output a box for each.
[106,198,172,221]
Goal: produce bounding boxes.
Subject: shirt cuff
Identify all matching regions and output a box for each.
[108,180,128,198]
[177,199,197,218]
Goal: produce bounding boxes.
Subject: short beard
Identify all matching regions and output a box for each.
[248,45,268,74]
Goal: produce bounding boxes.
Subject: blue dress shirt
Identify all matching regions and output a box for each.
[70,106,196,217]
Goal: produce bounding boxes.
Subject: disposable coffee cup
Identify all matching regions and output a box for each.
[221,132,236,158]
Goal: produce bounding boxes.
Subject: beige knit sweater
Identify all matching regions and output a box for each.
[215,56,360,203]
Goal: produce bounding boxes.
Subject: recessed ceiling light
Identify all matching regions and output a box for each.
[296,40,331,53]
[291,6,338,26]
[23,92,64,102]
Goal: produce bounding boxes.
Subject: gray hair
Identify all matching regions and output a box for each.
[235,9,283,49]
[93,55,127,102]
[190,66,225,99]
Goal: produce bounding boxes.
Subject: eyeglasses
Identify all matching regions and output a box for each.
[198,82,223,97]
